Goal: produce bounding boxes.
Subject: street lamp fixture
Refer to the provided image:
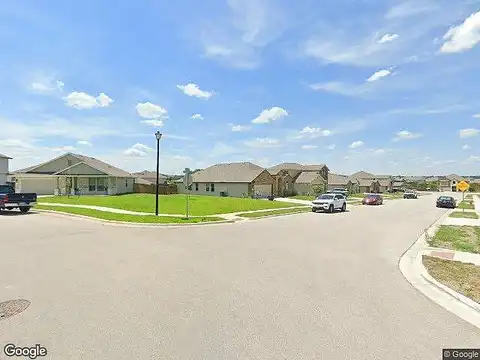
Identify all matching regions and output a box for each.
[155,131,163,216]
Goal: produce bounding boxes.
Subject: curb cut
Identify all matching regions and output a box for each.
[399,209,480,329]
[34,209,237,228]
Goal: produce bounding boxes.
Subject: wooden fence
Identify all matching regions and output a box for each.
[134,183,177,195]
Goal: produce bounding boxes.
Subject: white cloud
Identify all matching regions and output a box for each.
[244,137,281,148]
[172,155,191,161]
[177,83,213,99]
[29,76,64,94]
[142,119,164,127]
[135,102,168,119]
[473,113,480,118]
[200,0,288,69]
[124,143,153,157]
[459,128,480,138]
[393,130,423,141]
[310,82,368,97]
[77,140,92,146]
[298,126,332,138]
[377,33,399,44]
[64,92,113,109]
[385,1,437,19]
[252,106,288,124]
[366,68,392,82]
[349,141,364,149]
[231,125,250,132]
[302,144,318,150]
[462,144,471,150]
[373,148,386,154]
[191,114,204,120]
[441,11,480,53]
[51,146,76,152]
[326,144,336,150]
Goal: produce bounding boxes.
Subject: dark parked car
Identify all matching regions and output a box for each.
[0,184,37,213]
[362,194,383,205]
[436,196,456,209]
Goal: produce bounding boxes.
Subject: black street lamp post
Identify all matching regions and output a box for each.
[155,131,163,216]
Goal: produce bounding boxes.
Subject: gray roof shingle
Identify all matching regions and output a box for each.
[192,162,266,183]
[296,171,324,184]
[0,153,12,159]
[328,173,350,185]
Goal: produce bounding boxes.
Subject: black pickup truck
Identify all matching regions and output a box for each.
[0,185,37,213]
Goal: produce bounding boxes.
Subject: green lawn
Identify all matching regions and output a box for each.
[288,195,315,201]
[39,194,299,216]
[237,207,310,218]
[35,205,225,223]
[423,256,480,304]
[428,225,480,254]
[458,201,475,210]
[449,211,479,219]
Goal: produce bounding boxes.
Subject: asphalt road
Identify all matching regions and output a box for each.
[1,194,479,359]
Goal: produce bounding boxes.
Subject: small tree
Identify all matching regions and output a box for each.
[311,184,324,195]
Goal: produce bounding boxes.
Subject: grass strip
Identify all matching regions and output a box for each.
[423,255,480,304]
[237,207,311,218]
[449,211,479,219]
[428,225,480,254]
[35,205,226,224]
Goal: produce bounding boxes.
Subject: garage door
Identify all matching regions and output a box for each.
[19,178,56,195]
[253,184,272,196]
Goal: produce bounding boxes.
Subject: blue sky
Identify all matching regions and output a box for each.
[0,0,479,175]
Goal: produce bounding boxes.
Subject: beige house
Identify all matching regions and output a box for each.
[11,152,135,195]
[294,171,327,195]
[358,179,381,194]
[178,162,275,198]
[132,170,167,185]
[327,173,357,192]
[268,163,329,196]
[348,171,392,193]
[441,174,466,192]
[0,153,11,184]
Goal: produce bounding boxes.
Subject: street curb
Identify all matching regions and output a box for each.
[34,209,237,228]
[239,209,312,221]
[399,209,480,329]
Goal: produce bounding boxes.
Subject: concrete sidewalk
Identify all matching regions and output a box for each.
[423,247,480,266]
[443,195,480,225]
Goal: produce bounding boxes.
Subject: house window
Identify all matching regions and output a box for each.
[206,183,210,191]
[211,183,215,192]
[125,179,128,187]
[67,159,72,167]
[88,178,96,191]
[195,183,198,191]
[97,178,106,192]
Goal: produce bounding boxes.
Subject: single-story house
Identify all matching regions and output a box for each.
[327,173,356,192]
[0,153,12,184]
[358,179,381,194]
[11,152,135,195]
[178,162,275,197]
[348,171,391,193]
[132,170,167,185]
[294,171,327,195]
[268,162,329,196]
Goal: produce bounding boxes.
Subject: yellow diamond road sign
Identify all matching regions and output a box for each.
[457,180,469,192]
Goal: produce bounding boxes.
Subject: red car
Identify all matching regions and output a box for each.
[362,194,383,205]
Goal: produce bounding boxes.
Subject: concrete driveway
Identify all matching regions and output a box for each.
[1,194,479,359]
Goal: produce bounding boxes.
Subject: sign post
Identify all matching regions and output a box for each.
[183,168,192,219]
[456,180,470,212]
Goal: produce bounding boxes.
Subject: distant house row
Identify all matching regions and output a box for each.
[3,152,478,197]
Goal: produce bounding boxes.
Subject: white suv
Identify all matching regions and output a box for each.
[312,193,347,213]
